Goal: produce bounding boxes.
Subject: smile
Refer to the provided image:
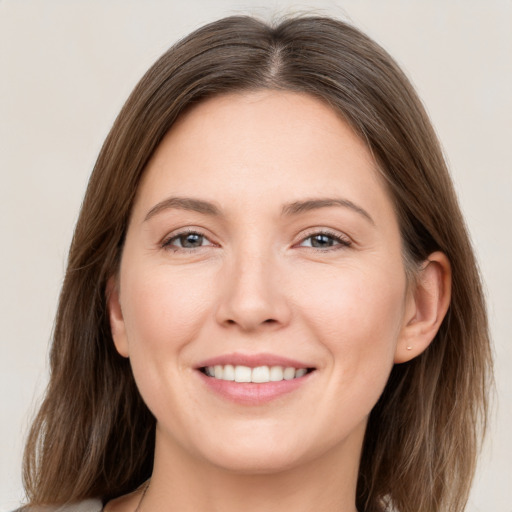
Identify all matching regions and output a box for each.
[196,354,316,404]
[201,364,311,383]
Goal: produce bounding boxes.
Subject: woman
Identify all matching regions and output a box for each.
[20,14,491,512]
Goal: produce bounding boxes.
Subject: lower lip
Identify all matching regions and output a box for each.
[197,371,313,405]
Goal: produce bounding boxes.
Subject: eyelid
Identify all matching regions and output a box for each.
[294,228,352,250]
[161,227,217,251]
[159,226,352,253]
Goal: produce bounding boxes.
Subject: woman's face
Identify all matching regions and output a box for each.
[110,90,416,473]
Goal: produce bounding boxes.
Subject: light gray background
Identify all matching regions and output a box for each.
[1,1,510,510]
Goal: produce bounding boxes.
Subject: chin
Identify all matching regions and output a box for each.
[185,421,361,476]
[205,445,309,475]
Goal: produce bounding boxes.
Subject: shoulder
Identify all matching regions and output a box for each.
[13,499,103,512]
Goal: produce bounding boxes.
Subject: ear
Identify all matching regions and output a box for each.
[395,251,452,364]
[106,276,130,358]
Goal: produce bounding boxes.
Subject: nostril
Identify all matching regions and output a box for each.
[224,318,277,327]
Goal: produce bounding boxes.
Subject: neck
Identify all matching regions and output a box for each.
[143,424,364,512]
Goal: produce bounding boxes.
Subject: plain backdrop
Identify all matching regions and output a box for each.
[1,1,511,510]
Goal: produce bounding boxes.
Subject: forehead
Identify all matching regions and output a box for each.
[133,90,393,223]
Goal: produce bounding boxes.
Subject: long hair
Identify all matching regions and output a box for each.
[23,15,492,512]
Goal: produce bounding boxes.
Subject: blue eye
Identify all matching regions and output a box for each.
[299,232,351,249]
[163,231,212,250]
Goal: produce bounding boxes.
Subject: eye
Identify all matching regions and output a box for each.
[298,231,351,250]
[162,230,214,250]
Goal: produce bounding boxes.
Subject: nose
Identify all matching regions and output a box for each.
[215,246,292,332]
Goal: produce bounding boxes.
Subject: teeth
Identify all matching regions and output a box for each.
[269,366,283,381]
[223,364,235,381]
[251,366,270,383]
[283,367,296,380]
[204,364,309,383]
[234,365,252,382]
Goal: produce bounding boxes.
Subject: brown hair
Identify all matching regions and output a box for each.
[23,15,492,512]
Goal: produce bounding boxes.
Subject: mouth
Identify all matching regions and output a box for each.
[195,354,316,404]
[200,364,315,383]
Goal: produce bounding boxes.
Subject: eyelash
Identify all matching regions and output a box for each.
[296,229,352,251]
[161,229,213,252]
[161,228,352,253]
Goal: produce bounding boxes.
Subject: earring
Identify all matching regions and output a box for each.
[406,345,413,351]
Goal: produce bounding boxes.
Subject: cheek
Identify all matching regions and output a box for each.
[119,263,214,362]
[296,262,406,377]
[118,262,218,425]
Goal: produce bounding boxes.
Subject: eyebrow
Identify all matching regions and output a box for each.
[144,197,221,221]
[281,198,375,225]
[144,196,374,225]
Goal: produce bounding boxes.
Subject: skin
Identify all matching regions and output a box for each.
[106,91,451,512]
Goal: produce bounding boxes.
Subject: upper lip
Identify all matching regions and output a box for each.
[195,352,313,369]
